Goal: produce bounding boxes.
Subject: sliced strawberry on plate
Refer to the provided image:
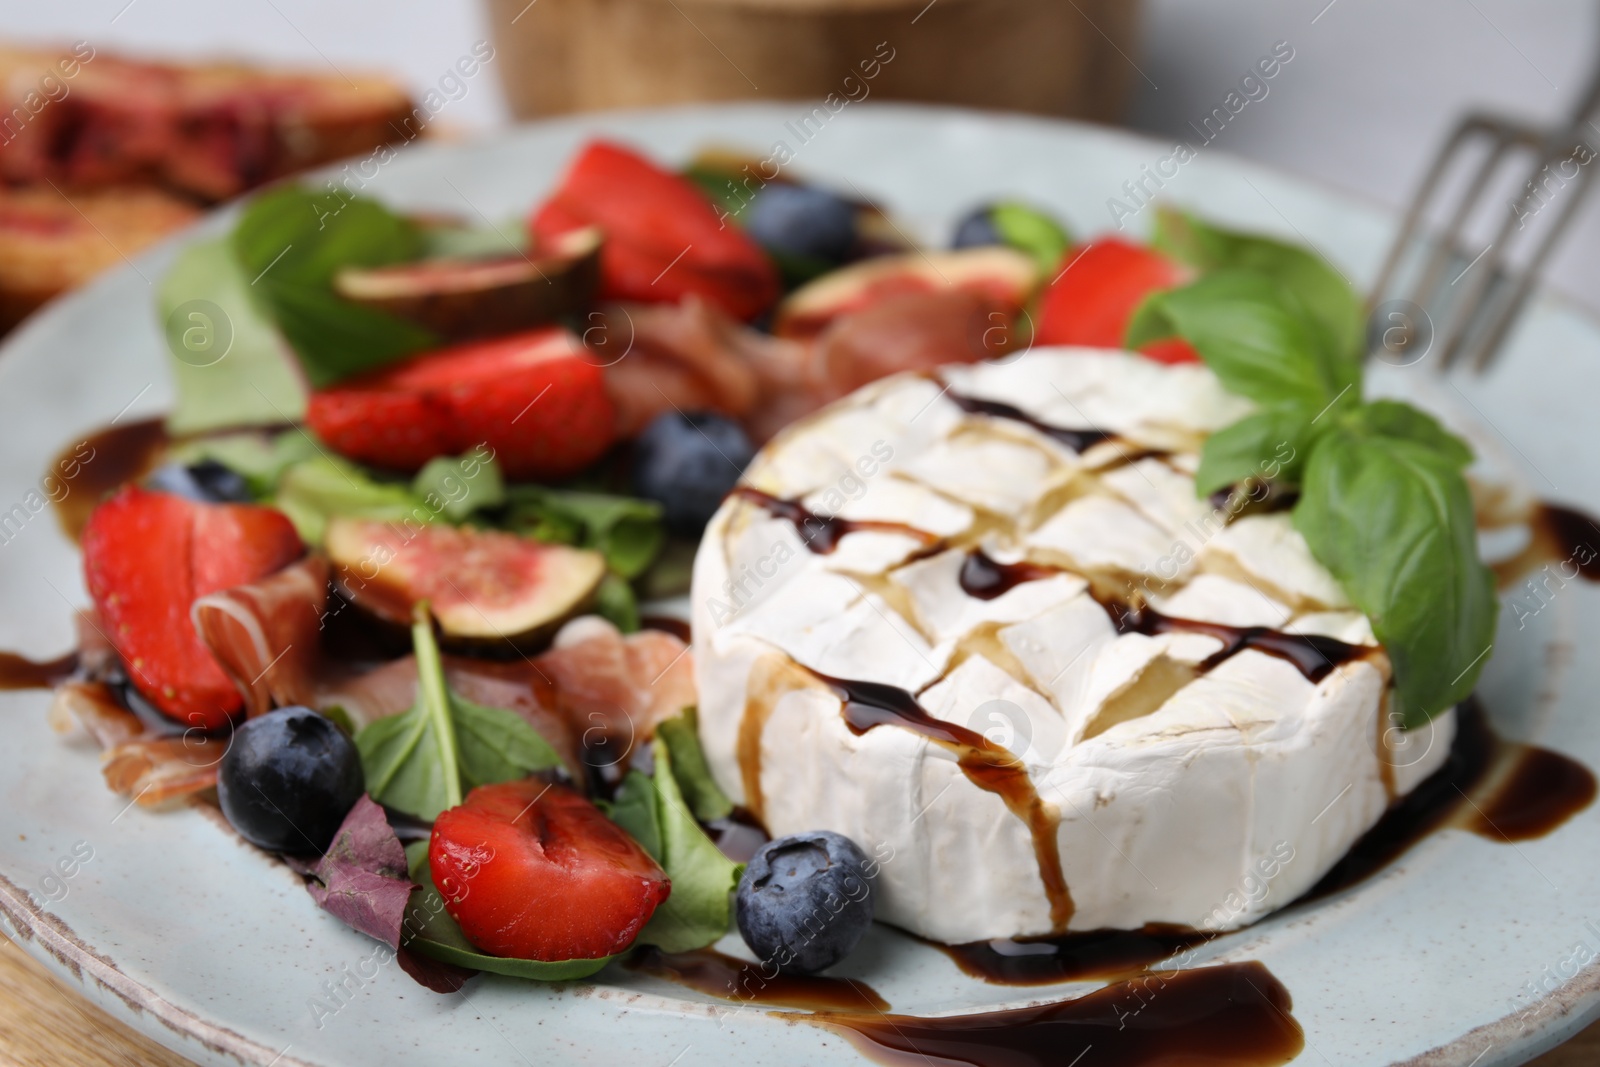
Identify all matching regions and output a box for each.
[305,327,616,480]
[1034,238,1201,363]
[82,487,304,729]
[529,140,780,322]
[431,780,670,961]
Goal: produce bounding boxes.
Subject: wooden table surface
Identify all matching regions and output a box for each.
[1,936,1596,1067]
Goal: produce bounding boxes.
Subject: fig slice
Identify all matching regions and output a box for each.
[325,518,605,649]
[772,246,1041,340]
[333,227,602,341]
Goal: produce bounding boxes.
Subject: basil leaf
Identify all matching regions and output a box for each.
[232,186,437,386]
[452,695,565,791]
[355,609,464,820]
[273,455,434,545]
[159,239,307,435]
[594,573,640,634]
[990,201,1072,275]
[1194,404,1321,499]
[655,708,734,823]
[1153,206,1364,361]
[417,219,529,260]
[402,842,614,980]
[1294,429,1497,727]
[1341,400,1473,468]
[610,739,742,953]
[1126,270,1359,411]
[505,487,665,578]
[413,449,505,521]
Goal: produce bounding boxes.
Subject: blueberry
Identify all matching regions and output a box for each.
[632,412,755,535]
[217,707,364,854]
[745,184,857,262]
[146,460,252,504]
[951,205,1004,249]
[736,831,876,975]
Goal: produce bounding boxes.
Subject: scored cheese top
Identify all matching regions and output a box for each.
[691,348,1456,944]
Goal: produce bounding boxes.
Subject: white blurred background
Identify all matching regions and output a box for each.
[3,0,1597,306]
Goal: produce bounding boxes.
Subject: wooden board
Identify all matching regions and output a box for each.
[0,937,1596,1066]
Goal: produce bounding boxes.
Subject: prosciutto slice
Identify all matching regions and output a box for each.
[192,556,330,718]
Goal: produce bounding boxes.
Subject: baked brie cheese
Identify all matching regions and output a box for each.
[692,348,1456,945]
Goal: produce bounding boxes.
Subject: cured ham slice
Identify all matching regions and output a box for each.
[192,557,331,719]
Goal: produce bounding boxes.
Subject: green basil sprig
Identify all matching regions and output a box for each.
[1127,241,1497,728]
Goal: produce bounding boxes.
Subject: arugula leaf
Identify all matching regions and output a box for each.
[165,430,321,499]
[402,842,614,980]
[1341,400,1474,467]
[609,737,742,953]
[594,573,641,634]
[1294,429,1498,727]
[989,201,1072,275]
[232,186,437,386]
[273,454,434,545]
[416,219,529,260]
[1153,206,1364,361]
[1194,404,1320,499]
[453,694,565,791]
[159,239,308,435]
[355,606,464,821]
[413,450,506,521]
[1126,270,1360,411]
[505,487,665,578]
[655,708,734,823]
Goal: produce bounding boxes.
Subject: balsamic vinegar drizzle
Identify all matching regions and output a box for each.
[730,487,942,556]
[817,960,1304,1067]
[957,550,1058,600]
[0,651,79,691]
[943,390,1116,455]
[626,946,888,1013]
[814,670,1074,932]
[49,418,170,543]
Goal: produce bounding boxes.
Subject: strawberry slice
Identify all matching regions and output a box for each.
[306,327,616,481]
[431,780,669,961]
[529,140,780,322]
[82,487,304,729]
[1034,238,1201,363]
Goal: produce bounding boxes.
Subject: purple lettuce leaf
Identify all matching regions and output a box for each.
[302,795,414,948]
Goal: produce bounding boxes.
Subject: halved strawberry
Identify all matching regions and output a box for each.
[431,780,669,961]
[82,487,304,729]
[305,327,616,480]
[1034,238,1201,363]
[529,140,780,322]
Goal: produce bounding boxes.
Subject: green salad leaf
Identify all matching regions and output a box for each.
[1153,206,1365,361]
[159,239,308,435]
[594,573,641,634]
[1133,225,1497,725]
[655,707,734,823]
[608,716,742,954]
[504,487,665,578]
[232,187,437,386]
[413,450,506,521]
[402,841,614,980]
[989,201,1072,275]
[355,605,563,819]
[272,454,435,545]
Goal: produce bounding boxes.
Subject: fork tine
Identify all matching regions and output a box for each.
[1404,127,1519,314]
[1368,121,1484,308]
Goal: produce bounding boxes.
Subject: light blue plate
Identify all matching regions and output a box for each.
[0,103,1596,1066]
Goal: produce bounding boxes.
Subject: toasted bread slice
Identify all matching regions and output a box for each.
[0,185,200,330]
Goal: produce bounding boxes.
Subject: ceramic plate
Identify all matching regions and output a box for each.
[1,103,1597,1067]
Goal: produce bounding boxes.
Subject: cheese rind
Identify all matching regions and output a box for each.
[692,349,1455,944]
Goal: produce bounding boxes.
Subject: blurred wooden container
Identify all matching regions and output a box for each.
[486,0,1142,121]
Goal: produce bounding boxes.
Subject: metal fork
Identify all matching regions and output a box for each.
[1368,37,1600,372]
